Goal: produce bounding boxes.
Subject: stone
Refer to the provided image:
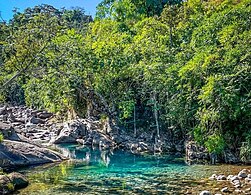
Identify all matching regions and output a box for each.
[37,112,53,119]
[185,141,210,165]
[238,169,248,178]
[53,120,87,144]
[230,175,240,183]
[248,174,251,179]
[245,177,251,184]
[223,150,239,163]
[217,175,227,180]
[0,122,20,141]
[8,172,28,189]
[221,187,229,193]
[199,190,211,195]
[30,116,45,124]
[209,174,217,180]
[0,174,12,194]
[227,175,234,180]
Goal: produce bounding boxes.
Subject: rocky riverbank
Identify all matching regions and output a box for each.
[0,104,247,167]
[200,169,251,195]
[0,104,180,159]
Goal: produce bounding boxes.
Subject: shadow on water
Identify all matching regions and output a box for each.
[18,144,251,195]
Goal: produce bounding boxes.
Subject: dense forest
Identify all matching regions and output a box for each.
[0,0,250,160]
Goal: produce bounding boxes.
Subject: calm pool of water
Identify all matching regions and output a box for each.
[18,144,250,194]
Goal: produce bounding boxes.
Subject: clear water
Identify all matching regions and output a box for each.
[18,144,250,195]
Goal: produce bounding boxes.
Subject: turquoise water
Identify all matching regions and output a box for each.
[19,144,250,194]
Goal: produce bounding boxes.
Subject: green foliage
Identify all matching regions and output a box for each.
[6,183,14,191]
[204,134,225,154]
[0,133,3,143]
[240,133,251,163]
[5,182,14,192]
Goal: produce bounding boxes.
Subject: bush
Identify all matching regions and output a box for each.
[204,134,225,154]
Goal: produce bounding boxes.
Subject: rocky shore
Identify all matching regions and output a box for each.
[200,169,251,195]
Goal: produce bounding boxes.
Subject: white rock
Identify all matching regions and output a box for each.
[217,175,226,180]
[230,175,239,183]
[200,191,211,195]
[227,175,234,180]
[221,187,229,193]
[209,174,217,180]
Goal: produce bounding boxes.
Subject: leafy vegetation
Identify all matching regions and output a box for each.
[0,0,250,157]
[0,133,3,143]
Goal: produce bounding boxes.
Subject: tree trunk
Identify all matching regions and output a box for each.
[134,104,137,137]
[153,91,160,138]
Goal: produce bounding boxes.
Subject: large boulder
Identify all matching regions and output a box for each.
[0,140,66,168]
[52,120,87,144]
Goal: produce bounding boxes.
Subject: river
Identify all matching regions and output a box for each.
[18,144,251,194]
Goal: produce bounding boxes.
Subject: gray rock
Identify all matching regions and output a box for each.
[238,169,248,178]
[199,190,211,195]
[8,172,28,189]
[185,141,210,165]
[37,112,53,119]
[53,120,87,144]
[30,116,45,124]
[0,140,66,168]
[0,174,12,194]
[0,122,20,141]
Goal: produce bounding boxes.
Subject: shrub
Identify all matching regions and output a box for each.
[204,134,225,154]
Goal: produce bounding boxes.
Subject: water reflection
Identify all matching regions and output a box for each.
[52,144,113,168]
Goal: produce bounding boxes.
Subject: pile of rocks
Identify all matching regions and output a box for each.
[200,169,251,195]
